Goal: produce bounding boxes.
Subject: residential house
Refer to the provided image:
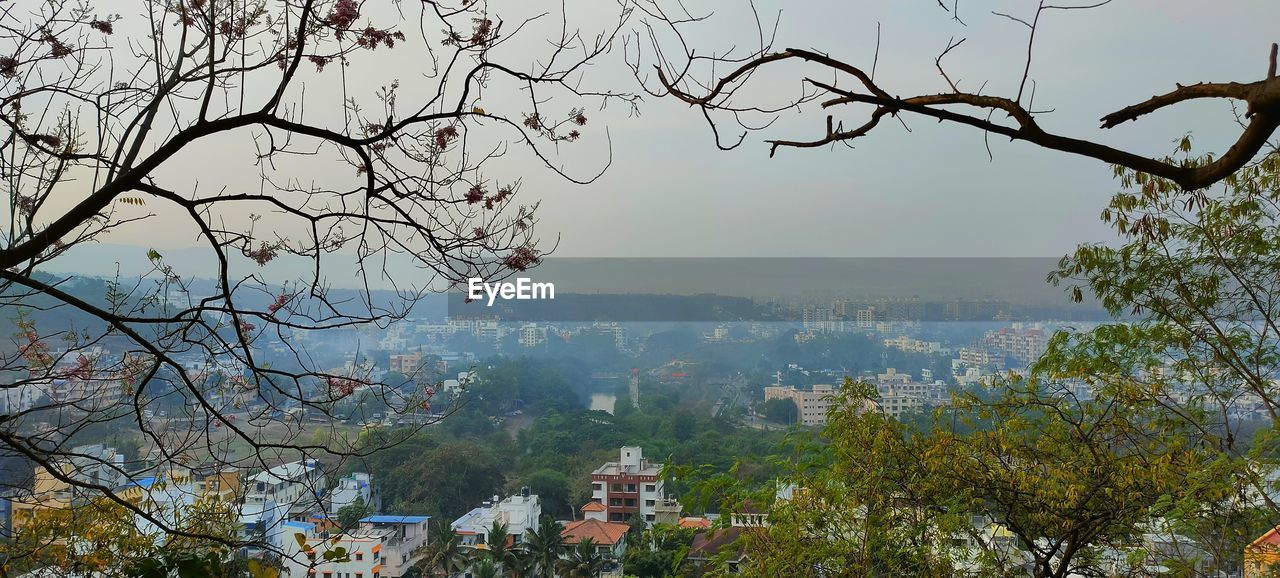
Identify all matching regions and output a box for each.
[451,489,541,548]
[561,518,628,560]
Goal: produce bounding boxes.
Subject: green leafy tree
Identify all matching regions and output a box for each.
[336,496,370,531]
[522,470,574,519]
[759,398,798,426]
[1042,145,1280,574]
[621,524,692,578]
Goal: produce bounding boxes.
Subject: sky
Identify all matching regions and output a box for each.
[38,1,1280,282]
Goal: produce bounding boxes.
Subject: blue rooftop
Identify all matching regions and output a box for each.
[361,515,429,525]
[129,477,157,489]
[283,520,316,530]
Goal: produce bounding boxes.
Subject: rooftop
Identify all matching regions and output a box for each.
[689,527,745,561]
[678,516,712,529]
[248,460,318,485]
[561,519,628,546]
[450,507,488,533]
[591,461,661,477]
[361,515,429,525]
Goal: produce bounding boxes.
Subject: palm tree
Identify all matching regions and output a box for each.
[483,520,521,573]
[471,557,501,578]
[417,522,468,577]
[505,548,536,578]
[523,517,566,578]
[557,539,605,578]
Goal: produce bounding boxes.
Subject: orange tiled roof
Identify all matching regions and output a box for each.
[678,517,711,529]
[580,501,607,513]
[561,519,628,546]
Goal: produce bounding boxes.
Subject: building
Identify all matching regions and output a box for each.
[561,518,628,560]
[763,384,838,426]
[0,380,42,415]
[518,324,548,348]
[652,497,682,525]
[329,472,379,515]
[245,459,327,520]
[579,501,607,522]
[982,326,1049,365]
[882,335,949,355]
[855,306,877,328]
[281,515,430,578]
[687,527,746,572]
[451,489,542,548]
[190,465,242,502]
[441,371,474,395]
[875,392,926,418]
[955,347,1005,373]
[1246,526,1280,578]
[388,351,424,376]
[590,446,665,524]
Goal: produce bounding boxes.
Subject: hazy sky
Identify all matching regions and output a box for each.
[44,1,1280,281]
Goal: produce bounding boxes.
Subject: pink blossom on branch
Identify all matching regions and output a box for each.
[245,241,279,266]
[326,0,360,30]
[268,293,293,314]
[503,246,540,271]
[327,376,363,398]
[355,27,405,50]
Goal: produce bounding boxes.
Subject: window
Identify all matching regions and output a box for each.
[610,498,622,506]
[645,500,655,507]
[593,483,603,491]
[610,483,622,492]
[644,484,656,492]
[610,513,623,522]
[624,498,636,507]
[625,483,637,492]
[645,514,655,521]
[355,553,363,561]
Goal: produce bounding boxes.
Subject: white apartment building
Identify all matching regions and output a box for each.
[882,335,950,355]
[451,489,542,547]
[441,371,474,395]
[282,515,430,578]
[329,472,378,515]
[876,392,926,419]
[518,324,547,348]
[245,459,327,520]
